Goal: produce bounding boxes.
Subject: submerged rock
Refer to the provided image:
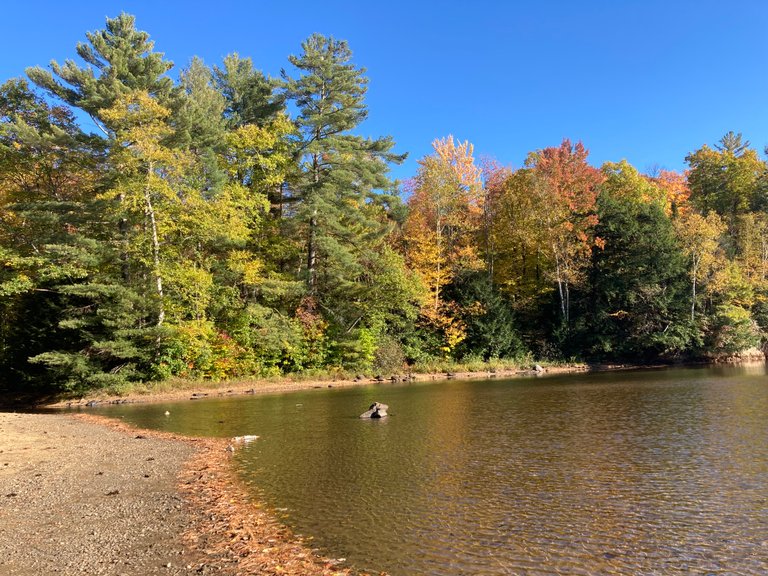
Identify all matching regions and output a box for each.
[360,402,389,419]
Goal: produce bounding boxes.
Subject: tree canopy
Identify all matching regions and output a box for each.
[2,14,767,397]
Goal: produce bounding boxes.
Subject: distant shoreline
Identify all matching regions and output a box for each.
[48,363,595,409]
[8,356,765,410]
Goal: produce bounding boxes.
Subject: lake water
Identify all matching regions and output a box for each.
[92,365,768,575]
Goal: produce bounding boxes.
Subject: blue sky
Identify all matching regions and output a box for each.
[3,1,768,182]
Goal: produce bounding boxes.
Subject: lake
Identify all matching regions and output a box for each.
[91,365,768,575]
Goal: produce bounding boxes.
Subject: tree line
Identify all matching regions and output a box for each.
[1,14,766,395]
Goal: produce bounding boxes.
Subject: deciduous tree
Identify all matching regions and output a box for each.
[674,211,725,321]
[686,132,766,251]
[403,136,484,354]
[526,139,603,326]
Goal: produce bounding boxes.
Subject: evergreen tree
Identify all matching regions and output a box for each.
[27,13,174,136]
[281,34,406,339]
[176,57,226,151]
[174,57,227,191]
[582,181,693,360]
[214,53,283,128]
[444,272,525,360]
[0,79,151,394]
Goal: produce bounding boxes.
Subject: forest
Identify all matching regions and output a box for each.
[2,14,767,396]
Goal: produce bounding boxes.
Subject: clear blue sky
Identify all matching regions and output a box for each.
[3,1,768,181]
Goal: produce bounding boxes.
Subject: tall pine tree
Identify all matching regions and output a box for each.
[283,37,405,305]
[27,13,174,136]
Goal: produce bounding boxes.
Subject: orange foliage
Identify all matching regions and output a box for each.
[651,169,691,215]
[526,139,604,320]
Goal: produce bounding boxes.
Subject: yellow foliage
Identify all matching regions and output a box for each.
[222,113,295,191]
[404,135,484,313]
[165,265,214,321]
[228,250,264,286]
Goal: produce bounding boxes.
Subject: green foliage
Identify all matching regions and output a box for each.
[175,57,227,152]
[707,304,760,354]
[23,282,156,394]
[282,33,406,308]
[214,53,284,127]
[445,272,526,360]
[702,262,761,354]
[3,15,767,399]
[27,13,174,133]
[221,303,330,375]
[372,335,408,373]
[686,133,766,253]
[581,188,694,360]
[153,321,256,380]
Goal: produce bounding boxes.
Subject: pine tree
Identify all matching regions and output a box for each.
[26,13,174,136]
[282,34,406,337]
[174,57,227,191]
[214,53,284,128]
[0,79,150,394]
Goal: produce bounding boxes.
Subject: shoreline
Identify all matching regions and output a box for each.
[48,363,597,409]
[19,354,764,410]
[0,411,366,576]
[81,414,364,575]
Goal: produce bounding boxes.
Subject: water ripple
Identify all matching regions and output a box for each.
[105,366,768,575]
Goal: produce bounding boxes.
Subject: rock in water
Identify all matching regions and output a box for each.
[232,435,260,443]
[360,402,389,419]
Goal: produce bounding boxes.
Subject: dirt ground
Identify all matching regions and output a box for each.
[0,412,206,575]
[0,412,364,576]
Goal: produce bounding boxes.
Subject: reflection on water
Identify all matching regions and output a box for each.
[94,365,768,575]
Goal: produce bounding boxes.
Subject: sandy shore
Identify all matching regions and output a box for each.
[49,364,592,409]
[0,366,591,574]
[5,361,762,574]
[0,412,366,576]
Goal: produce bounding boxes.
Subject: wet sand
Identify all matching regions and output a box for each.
[0,412,365,576]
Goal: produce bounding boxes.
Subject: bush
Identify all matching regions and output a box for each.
[153,321,255,380]
[373,335,407,373]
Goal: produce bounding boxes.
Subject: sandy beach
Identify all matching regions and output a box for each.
[1,368,575,575]
[0,412,363,576]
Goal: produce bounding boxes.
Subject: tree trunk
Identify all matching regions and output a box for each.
[118,192,130,282]
[269,182,284,219]
[435,211,442,311]
[553,246,567,321]
[307,153,320,292]
[691,258,698,322]
[144,163,165,326]
[308,210,317,291]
